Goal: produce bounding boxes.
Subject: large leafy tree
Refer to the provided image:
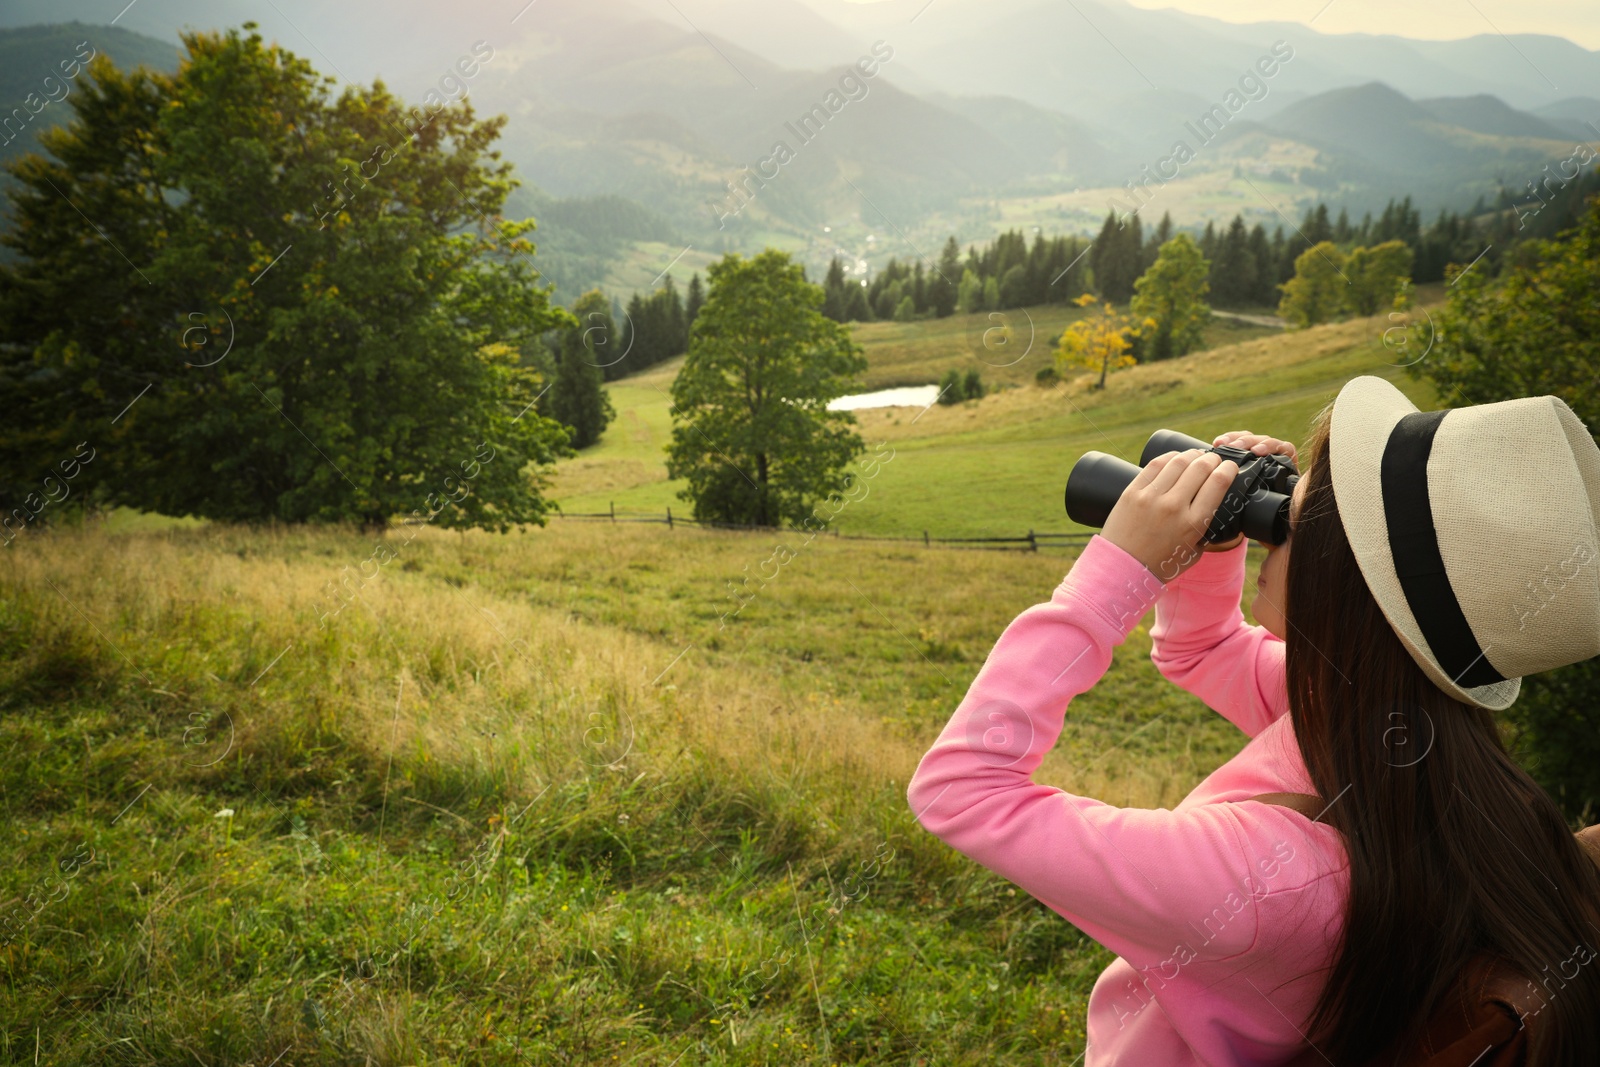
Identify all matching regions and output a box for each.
[1277,241,1349,327]
[0,25,571,530]
[1409,201,1600,426]
[1055,293,1147,390]
[666,249,867,527]
[1131,232,1211,361]
[1345,239,1415,316]
[1407,194,1600,819]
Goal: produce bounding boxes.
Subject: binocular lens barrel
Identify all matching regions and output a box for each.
[1141,429,1211,466]
[1063,452,1142,530]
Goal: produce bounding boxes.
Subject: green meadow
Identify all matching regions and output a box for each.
[553,299,1445,538]
[0,305,1445,1065]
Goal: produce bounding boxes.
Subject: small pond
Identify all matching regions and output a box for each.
[826,384,940,411]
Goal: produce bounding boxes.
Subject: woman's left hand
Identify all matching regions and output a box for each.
[1101,448,1240,581]
[1211,430,1298,464]
[1199,431,1298,552]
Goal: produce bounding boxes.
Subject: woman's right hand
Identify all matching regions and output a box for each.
[1101,448,1240,580]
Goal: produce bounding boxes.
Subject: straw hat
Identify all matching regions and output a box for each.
[1329,376,1600,710]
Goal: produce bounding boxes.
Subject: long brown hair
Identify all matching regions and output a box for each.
[1285,399,1600,1063]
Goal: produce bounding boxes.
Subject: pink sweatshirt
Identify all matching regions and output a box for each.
[907,534,1351,1066]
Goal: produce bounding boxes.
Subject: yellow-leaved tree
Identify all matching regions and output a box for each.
[1055,293,1151,390]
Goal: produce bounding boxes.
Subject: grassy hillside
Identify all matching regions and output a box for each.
[1,307,1447,1064]
[2,514,1262,1064]
[552,305,1441,537]
[846,306,1276,391]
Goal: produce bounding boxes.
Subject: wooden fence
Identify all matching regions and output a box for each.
[554,502,1097,552]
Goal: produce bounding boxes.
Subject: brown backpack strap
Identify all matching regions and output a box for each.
[1579,824,1600,867]
[1369,954,1538,1067]
[1248,792,1328,821]
[1241,812,1599,1066]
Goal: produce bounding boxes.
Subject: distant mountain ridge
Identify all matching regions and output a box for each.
[1530,96,1600,140]
[1,3,1593,292]
[1417,93,1574,140]
[1259,82,1575,186]
[793,0,1600,113]
[0,21,179,166]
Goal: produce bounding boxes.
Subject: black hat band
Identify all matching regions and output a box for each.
[1379,410,1507,689]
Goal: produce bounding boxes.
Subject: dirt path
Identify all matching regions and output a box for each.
[1211,309,1288,329]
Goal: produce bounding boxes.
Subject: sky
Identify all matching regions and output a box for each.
[1122,0,1600,50]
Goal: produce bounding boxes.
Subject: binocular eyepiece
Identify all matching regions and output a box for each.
[1064,429,1300,546]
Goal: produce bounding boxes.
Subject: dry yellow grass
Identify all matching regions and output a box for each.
[851,308,1416,445]
[9,516,1256,816]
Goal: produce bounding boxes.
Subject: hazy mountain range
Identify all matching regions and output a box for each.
[2,0,1596,296]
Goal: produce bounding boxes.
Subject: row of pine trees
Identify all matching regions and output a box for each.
[604,274,705,383]
[535,186,1588,450]
[532,179,1596,453]
[821,194,1522,325]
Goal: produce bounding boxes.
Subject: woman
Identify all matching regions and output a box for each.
[906,376,1600,1064]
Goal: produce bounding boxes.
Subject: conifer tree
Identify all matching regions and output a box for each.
[931,236,961,317]
[846,281,872,322]
[1273,226,1298,288]
[1153,211,1175,248]
[686,272,705,332]
[1211,215,1257,308]
[1303,204,1334,245]
[546,290,617,449]
[662,275,687,356]
[1091,211,1142,303]
[1247,224,1276,306]
[1125,213,1147,287]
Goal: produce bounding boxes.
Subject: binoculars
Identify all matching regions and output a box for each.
[1064,429,1300,546]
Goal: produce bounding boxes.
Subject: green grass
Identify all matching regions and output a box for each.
[555,304,1442,537]
[0,513,1267,1064]
[0,305,1446,1064]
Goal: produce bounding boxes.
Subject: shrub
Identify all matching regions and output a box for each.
[1406,195,1600,821]
[1507,661,1600,823]
[937,369,965,405]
